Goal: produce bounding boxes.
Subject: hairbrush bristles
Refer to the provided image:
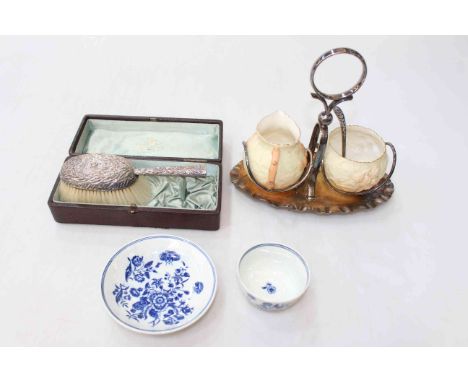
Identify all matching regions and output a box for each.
[58,175,153,205]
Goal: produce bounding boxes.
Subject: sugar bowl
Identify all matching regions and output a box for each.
[323,125,397,194]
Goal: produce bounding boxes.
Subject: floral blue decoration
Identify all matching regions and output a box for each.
[261,302,285,311]
[193,281,204,294]
[160,250,181,264]
[113,253,196,327]
[262,282,276,294]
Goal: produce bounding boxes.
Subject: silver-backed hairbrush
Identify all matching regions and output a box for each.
[58,153,206,205]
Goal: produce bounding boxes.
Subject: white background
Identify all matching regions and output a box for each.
[0,36,467,346]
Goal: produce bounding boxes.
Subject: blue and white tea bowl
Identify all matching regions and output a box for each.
[101,235,217,334]
[237,243,310,311]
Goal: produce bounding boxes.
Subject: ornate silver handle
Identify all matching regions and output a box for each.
[306,48,368,199]
[310,47,367,102]
[333,106,347,158]
[134,165,206,177]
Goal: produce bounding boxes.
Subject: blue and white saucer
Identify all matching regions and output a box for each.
[101,235,217,334]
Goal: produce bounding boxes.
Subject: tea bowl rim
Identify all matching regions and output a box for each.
[237,242,310,308]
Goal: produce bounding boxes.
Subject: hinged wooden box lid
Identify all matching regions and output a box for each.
[69,114,222,162]
[48,114,223,230]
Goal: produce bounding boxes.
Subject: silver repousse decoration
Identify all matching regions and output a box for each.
[60,153,206,191]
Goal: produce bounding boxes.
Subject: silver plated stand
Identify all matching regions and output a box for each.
[242,47,396,200]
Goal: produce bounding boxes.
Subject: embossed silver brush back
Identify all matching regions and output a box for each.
[60,153,206,191]
[61,154,136,191]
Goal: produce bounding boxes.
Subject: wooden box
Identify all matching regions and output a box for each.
[48,114,223,230]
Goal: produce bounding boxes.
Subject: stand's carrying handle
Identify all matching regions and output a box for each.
[306,48,368,198]
[309,48,368,159]
[310,47,367,102]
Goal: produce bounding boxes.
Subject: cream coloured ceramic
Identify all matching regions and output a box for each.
[244,111,307,190]
[324,125,389,193]
[237,243,310,311]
